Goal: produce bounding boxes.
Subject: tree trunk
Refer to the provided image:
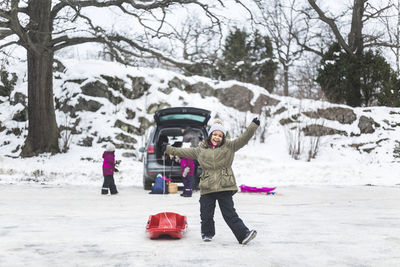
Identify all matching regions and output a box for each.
[345,0,364,107]
[397,0,400,75]
[346,55,362,107]
[283,64,289,96]
[21,0,59,157]
[348,0,365,55]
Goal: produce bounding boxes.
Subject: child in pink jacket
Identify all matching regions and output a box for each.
[102,143,118,195]
[180,142,195,197]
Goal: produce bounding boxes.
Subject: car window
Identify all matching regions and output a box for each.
[159,114,207,123]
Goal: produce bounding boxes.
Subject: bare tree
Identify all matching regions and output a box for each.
[161,12,222,76]
[255,0,306,96]
[294,54,325,100]
[306,0,395,106]
[168,13,220,62]
[378,0,400,74]
[0,0,250,157]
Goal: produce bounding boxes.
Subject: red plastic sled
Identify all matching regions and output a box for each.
[146,212,188,239]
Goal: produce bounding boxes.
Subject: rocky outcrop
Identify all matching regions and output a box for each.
[125,108,136,120]
[75,97,103,113]
[11,92,27,106]
[2,59,399,161]
[78,136,94,147]
[218,85,254,112]
[169,76,190,91]
[55,96,103,116]
[303,124,347,136]
[0,71,17,97]
[81,80,123,105]
[138,117,152,133]
[279,114,300,126]
[274,106,287,115]
[358,116,379,134]
[114,119,141,135]
[252,94,280,114]
[115,133,137,144]
[303,107,357,124]
[184,82,215,97]
[10,93,28,122]
[12,108,28,122]
[0,121,6,132]
[127,75,151,99]
[147,102,171,114]
[53,59,66,73]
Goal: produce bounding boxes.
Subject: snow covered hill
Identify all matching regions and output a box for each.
[1,59,400,187]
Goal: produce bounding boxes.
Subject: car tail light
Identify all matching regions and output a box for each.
[147,145,155,154]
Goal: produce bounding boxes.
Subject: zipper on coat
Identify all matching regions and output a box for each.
[213,147,217,190]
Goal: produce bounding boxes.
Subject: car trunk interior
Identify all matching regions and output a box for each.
[155,127,204,165]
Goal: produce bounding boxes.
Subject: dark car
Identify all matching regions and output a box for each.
[139,107,211,190]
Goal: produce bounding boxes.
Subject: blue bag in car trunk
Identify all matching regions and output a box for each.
[150,174,168,194]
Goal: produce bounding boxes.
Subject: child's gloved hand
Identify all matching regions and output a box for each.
[252,117,260,126]
[114,168,119,173]
[182,167,190,178]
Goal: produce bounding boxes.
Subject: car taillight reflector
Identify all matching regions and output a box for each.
[147,145,155,154]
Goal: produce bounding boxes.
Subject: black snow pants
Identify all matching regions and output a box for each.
[199,191,249,243]
[102,175,118,195]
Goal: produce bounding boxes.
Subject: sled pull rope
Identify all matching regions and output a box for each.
[162,153,166,195]
[163,212,173,228]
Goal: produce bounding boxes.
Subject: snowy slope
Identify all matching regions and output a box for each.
[1,59,400,187]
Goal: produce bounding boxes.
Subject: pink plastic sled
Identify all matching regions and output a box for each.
[240,184,276,193]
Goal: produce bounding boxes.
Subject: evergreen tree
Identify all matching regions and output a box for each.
[317,43,398,107]
[247,30,276,93]
[377,73,400,107]
[217,28,277,93]
[218,28,250,82]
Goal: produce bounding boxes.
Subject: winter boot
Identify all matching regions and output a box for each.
[241,230,257,245]
[101,188,109,195]
[202,235,213,242]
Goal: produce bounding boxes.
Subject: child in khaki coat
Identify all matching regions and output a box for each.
[162,118,260,245]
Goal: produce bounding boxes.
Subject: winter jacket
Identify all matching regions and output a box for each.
[166,122,258,195]
[102,151,115,176]
[181,157,195,177]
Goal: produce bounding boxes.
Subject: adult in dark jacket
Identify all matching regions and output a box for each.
[102,143,118,195]
[164,118,260,244]
[182,127,201,147]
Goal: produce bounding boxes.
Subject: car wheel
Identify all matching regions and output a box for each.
[144,180,152,190]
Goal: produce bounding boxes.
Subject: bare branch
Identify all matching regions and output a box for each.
[307,0,352,54]
[363,3,394,22]
[52,0,209,16]
[0,9,12,20]
[364,41,398,48]
[53,36,105,51]
[0,28,14,40]
[291,31,323,57]
[51,0,125,21]
[0,40,18,50]
[0,20,10,28]
[107,34,193,68]
[235,0,255,25]
[2,0,33,51]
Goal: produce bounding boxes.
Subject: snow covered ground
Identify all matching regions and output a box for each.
[1,57,400,266]
[1,184,399,267]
